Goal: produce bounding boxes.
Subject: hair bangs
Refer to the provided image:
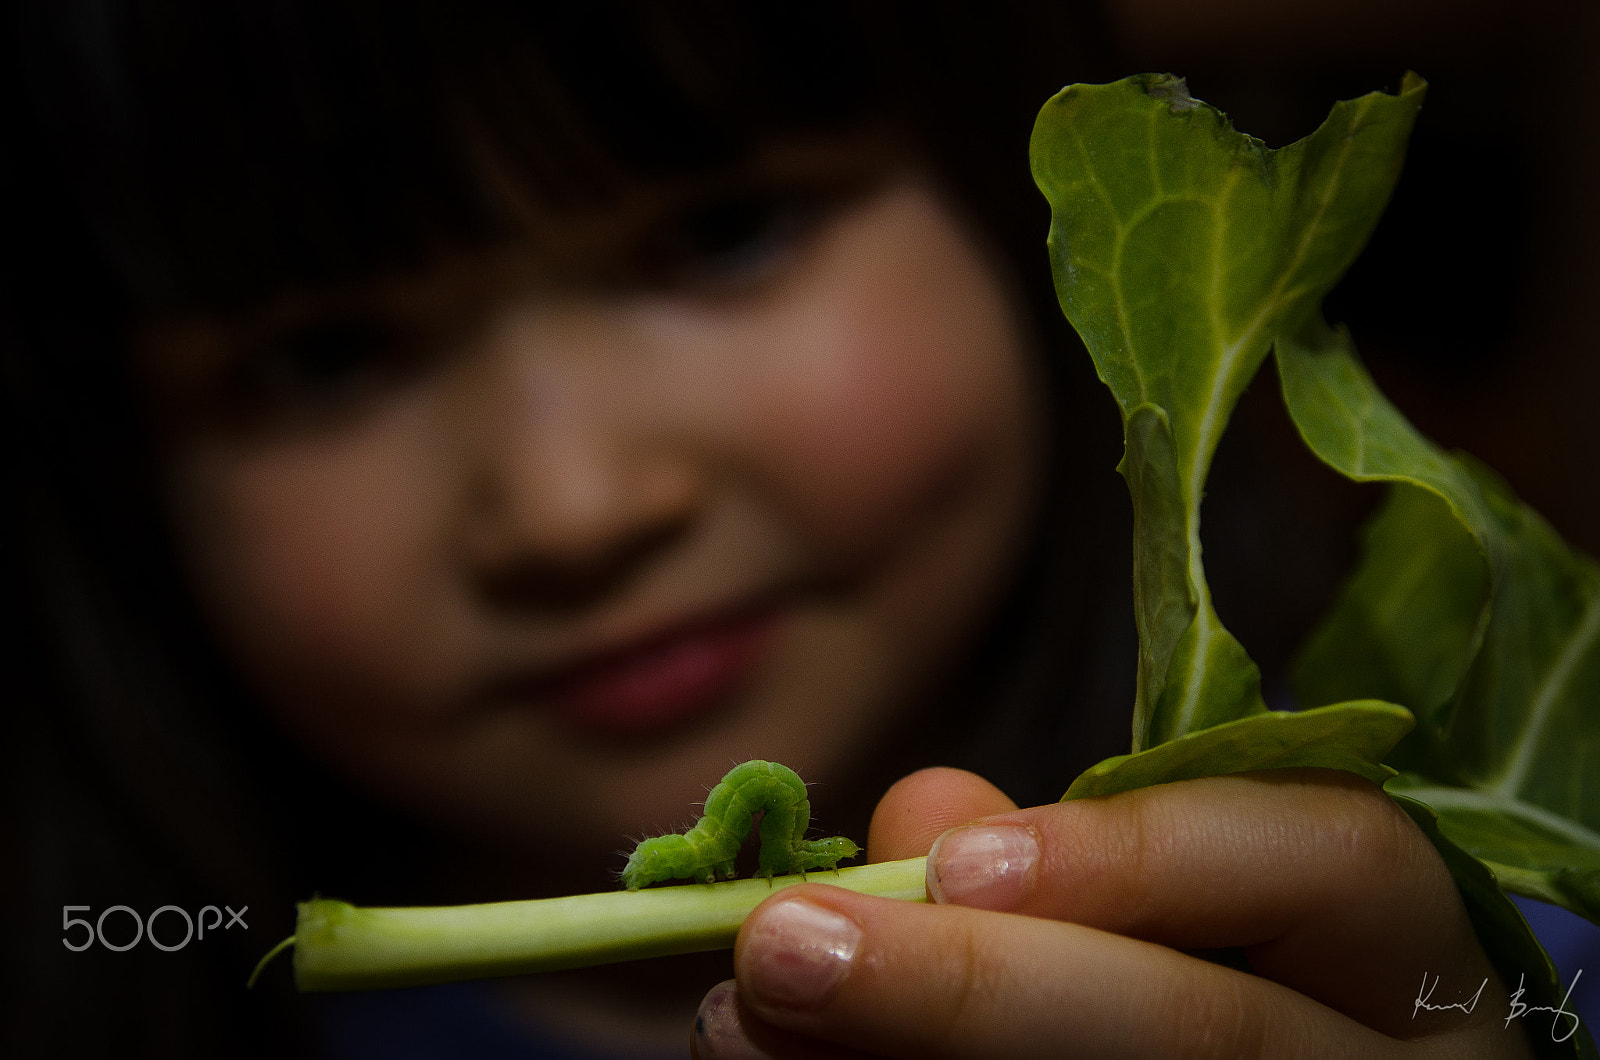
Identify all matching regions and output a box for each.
[13,0,884,314]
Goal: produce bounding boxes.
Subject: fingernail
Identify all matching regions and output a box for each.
[741,896,860,1012]
[692,980,775,1060]
[927,823,1039,910]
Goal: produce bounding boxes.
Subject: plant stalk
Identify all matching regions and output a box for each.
[257,856,928,991]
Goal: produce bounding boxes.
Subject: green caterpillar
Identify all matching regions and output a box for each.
[620,760,860,890]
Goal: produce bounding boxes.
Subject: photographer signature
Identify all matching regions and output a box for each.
[1413,969,1584,1043]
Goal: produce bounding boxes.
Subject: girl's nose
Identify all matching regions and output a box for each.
[454,303,705,610]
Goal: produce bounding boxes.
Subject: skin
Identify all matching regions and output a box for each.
[694,768,1538,1058]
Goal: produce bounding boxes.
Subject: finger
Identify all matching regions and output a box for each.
[728,885,1413,1060]
[924,769,1503,1040]
[867,768,1016,863]
[693,979,879,1060]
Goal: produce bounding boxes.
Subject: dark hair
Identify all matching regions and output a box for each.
[3,2,1126,1055]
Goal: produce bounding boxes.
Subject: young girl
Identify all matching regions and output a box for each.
[3,2,1571,1057]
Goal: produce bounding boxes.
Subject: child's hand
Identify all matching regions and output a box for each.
[692,767,1535,1058]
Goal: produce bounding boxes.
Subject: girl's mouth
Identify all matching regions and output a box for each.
[521,607,781,740]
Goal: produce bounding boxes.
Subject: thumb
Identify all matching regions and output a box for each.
[867,767,1017,863]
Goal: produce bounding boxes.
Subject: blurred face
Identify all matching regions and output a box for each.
[139,155,1044,888]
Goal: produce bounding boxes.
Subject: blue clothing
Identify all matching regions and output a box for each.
[1515,896,1598,1041]
[314,981,680,1060]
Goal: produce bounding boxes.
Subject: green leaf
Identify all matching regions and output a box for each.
[1281,319,1600,923]
[1031,72,1425,749]
[1388,778,1600,922]
[1062,701,1413,801]
[1033,74,1596,1056]
[1290,483,1488,720]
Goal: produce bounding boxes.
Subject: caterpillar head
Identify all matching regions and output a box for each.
[792,836,861,873]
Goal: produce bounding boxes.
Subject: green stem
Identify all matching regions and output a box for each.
[258,856,929,992]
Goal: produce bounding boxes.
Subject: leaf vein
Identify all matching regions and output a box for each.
[1170,99,1374,736]
[1398,784,1600,850]
[1489,587,1600,798]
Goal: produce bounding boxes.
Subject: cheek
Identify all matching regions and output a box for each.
[733,199,1036,555]
[756,297,995,538]
[169,408,452,705]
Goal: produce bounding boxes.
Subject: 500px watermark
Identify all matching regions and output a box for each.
[62,905,247,952]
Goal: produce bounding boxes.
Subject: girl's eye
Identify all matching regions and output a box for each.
[224,316,416,419]
[638,188,823,291]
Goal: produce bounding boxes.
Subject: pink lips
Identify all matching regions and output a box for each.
[538,609,778,738]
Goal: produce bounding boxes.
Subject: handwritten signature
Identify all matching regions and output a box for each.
[1413,969,1584,1044]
